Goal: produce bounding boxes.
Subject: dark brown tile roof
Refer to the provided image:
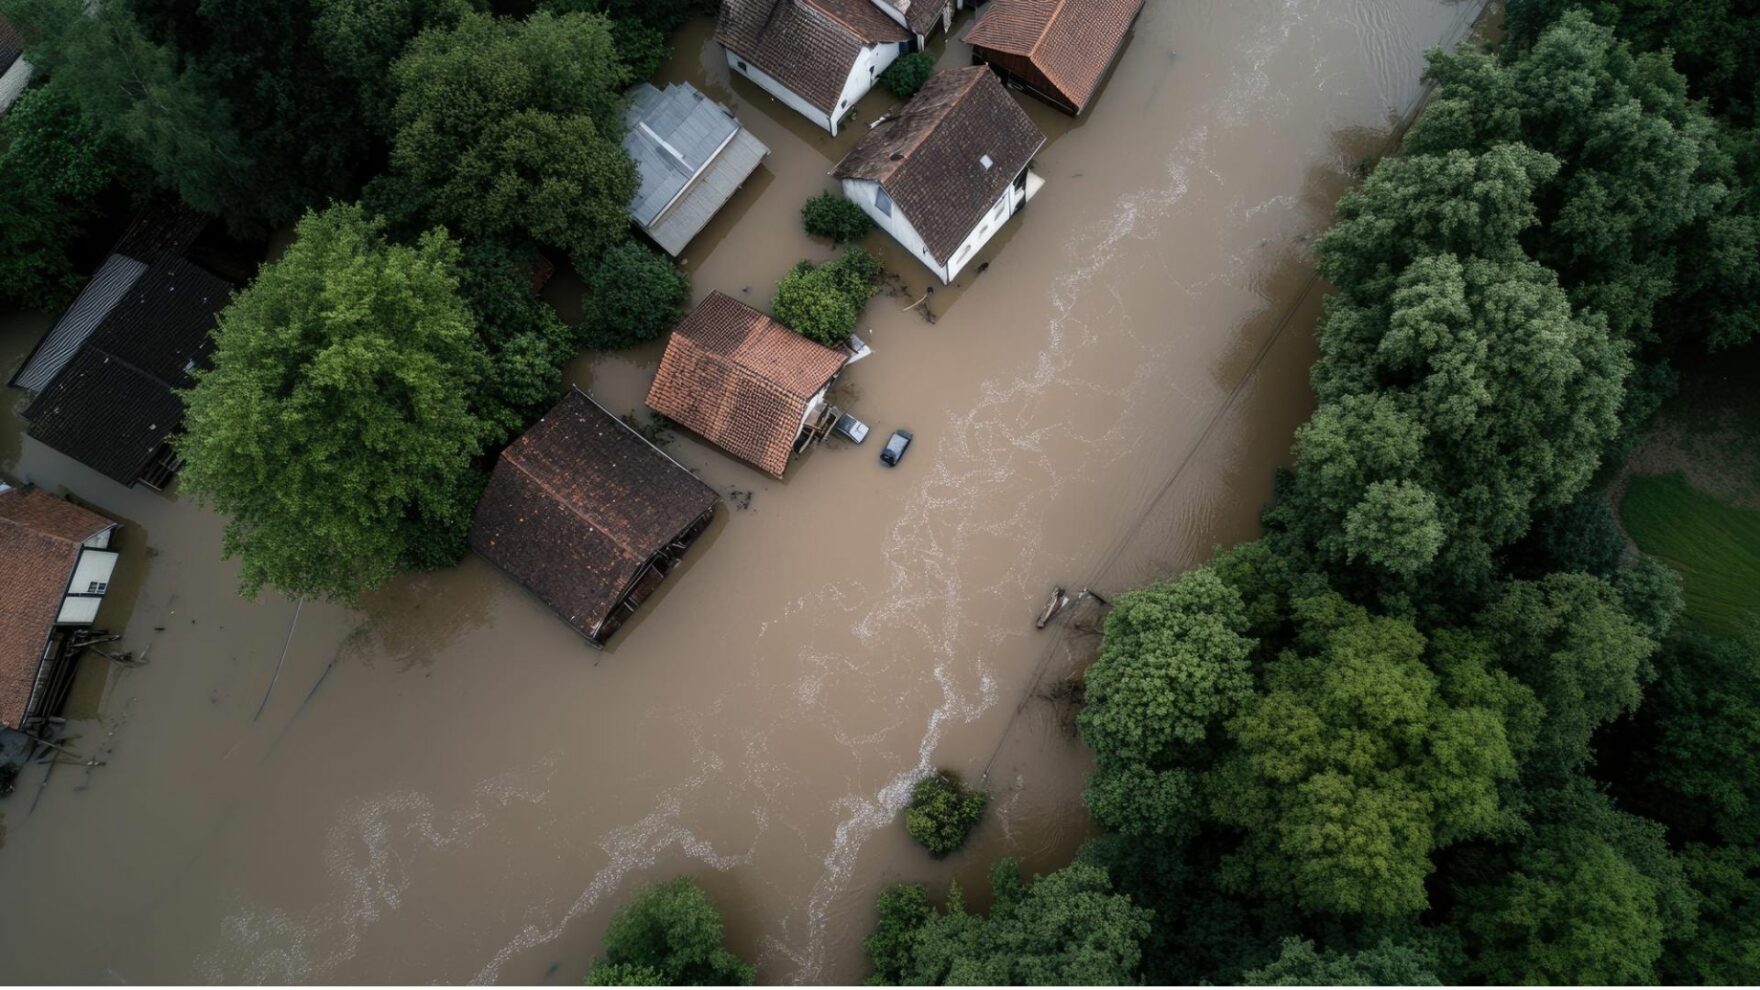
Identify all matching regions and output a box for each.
[963,0,1144,114]
[716,0,909,114]
[24,257,232,485]
[0,487,115,728]
[470,388,718,642]
[833,66,1045,264]
[872,0,944,37]
[645,292,847,479]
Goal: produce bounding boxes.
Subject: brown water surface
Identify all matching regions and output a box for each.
[0,1,1488,982]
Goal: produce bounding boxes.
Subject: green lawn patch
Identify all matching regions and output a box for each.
[1621,472,1760,635]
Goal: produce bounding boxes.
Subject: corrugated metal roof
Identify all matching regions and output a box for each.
[10,254,148,393]
[624,83,742,227]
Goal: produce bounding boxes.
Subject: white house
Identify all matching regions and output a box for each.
[715,0,915,136]
[867,0,959,47]
[833,66,1045,284]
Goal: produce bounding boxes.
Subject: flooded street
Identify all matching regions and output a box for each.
[0,1,1488,983]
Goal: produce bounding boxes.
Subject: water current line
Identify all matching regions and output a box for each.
[978,0,1498,781]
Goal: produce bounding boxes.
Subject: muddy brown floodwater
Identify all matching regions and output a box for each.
[0,1,1489,983]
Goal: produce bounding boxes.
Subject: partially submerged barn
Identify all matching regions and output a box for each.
[470,388,719,648]
[0,483,119,732]
[11,208,231,490]
[645,292,850,479]
[624,81,770,257]
[963,0,1146,115]
[834,66,1045,284]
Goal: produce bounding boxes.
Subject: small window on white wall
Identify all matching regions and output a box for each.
[993,199,1006,221]
[875,186,893,217]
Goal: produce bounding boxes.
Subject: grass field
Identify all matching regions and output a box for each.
[1621,473,1760,635]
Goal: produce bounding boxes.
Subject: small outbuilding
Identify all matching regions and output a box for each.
[624,81,770,257]
[645,292,850,479]
[962,0,1145,116]
[715,0,912,136]
[0,483,119,732]
[470,388,719,648]
[833,66,1045,284]
[22,257,232,489]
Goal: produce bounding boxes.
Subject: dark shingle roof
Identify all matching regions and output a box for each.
[645,292,847,478]
[833,67,1045,264]
[24,257,232,485]
[963,0,1144,113]
[0,486,114,728]
[0,15,24,75]
[716,0,909,114]
[470,388,718,642]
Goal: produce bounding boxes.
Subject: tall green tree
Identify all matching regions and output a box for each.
[1209,592,1523,916]
[1451,781,1694,985]
[2,0,252,219]
[864,860,1151,985]
[1242,936,1443,986]
[0,78,142,308]
[587,877,755,986]
[178,204,494,602]
[371,9,635,268]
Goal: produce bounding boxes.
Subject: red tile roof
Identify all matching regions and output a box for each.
[833,67,1045,264]
[872,0,946,37]
[0,487,115,728]
[716,0,910,114]
[963,0,1145,114]
[645,292,848,479]
[469,389,718,643]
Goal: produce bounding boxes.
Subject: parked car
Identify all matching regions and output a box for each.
[834,413,870,444]
[880,429,913,466]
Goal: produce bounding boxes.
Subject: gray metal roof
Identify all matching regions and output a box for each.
[623,82,769,254]
[10,254,147,392]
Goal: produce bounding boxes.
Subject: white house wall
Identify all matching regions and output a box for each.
[843,173,1032,284]
[834,42,905,132]
[725,48,834,132]
[67,548,118,597]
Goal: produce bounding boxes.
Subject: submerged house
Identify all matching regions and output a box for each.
[869,0,958,46]
[19,257,232,489]
[0,16,33,118]
[11,208,229,490]
[962,0,1145,116]
[715,0,912,136]
[833,66,1045,284]
[470,388,718,648]
[624,81,771,257]
[0,483,119,733]
[645,292,850,479]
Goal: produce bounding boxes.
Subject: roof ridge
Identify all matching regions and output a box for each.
[794,0,865,45]
[1028,0,1072,57]
[880,67,987,186]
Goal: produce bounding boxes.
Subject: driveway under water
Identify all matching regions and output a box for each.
[0,1,1489,982]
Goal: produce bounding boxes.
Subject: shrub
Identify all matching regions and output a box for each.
[801,191,874,243]
[881,51,936,99]
[771,248,880,346]
[587,877,756,985]
[903,771,987,857]
[578,240,690,350]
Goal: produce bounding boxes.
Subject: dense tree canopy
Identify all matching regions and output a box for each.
[1241,936,1442,986]
[178,205,494,601]
[864,861,1152,985]
[370,10,635,268]
[587,877,754,986]
[0,78,142,308]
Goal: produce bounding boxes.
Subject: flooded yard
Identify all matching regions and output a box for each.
[0,1,1488,982]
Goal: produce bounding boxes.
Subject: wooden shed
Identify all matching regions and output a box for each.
[963,0,1146,115]
[469,388,719,648]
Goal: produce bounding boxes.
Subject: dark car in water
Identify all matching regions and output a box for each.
[880,429,913,466]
